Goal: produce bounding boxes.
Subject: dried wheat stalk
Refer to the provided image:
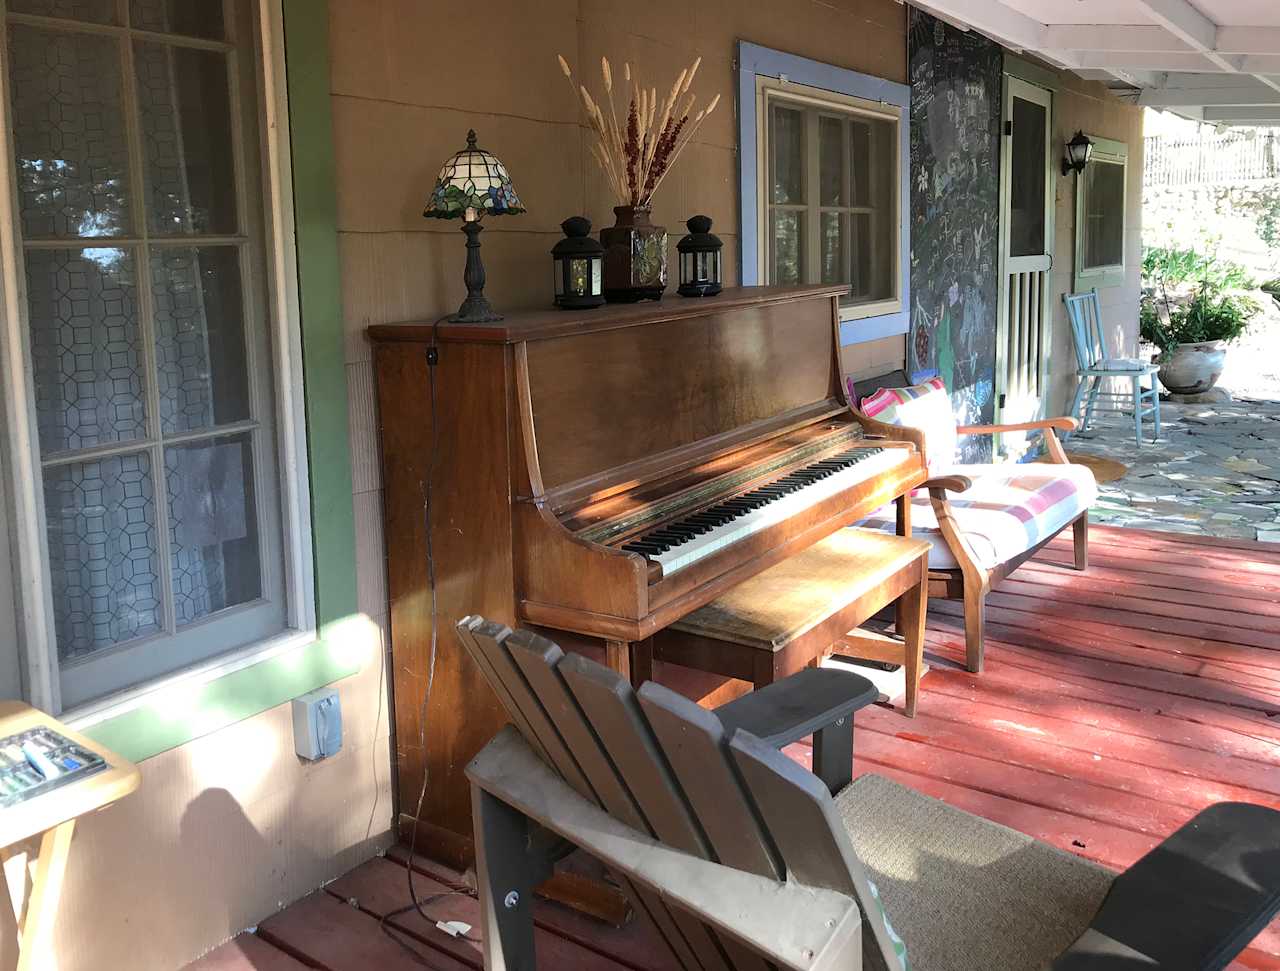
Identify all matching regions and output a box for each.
[557,53,719,208]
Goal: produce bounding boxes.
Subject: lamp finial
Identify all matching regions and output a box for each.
[466,129,478,149]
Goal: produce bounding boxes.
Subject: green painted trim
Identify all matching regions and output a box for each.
[1003,53,1059,92]
[81,0,360,763]
[84,632,364,762]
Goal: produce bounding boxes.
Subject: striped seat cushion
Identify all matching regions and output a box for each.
[860,462,1097,571]
[855,376,956,472]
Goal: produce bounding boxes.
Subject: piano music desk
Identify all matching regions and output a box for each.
[652,528,931,717]
[0,702,140,971]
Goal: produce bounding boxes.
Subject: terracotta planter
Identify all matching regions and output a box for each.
[600,205,667,302]
[1157,340,1227,395]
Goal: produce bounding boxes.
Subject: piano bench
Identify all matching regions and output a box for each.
[651,527,932,717]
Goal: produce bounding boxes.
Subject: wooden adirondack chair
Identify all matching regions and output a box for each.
[459,616,1280,971]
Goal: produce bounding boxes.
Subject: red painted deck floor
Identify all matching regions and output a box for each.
[188,525,1280,971]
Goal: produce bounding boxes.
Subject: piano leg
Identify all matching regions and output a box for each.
[606,639,654,688]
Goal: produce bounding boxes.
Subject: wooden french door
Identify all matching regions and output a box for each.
[995,77,1054,454]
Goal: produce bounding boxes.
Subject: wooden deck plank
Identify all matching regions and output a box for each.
[257,890,472,971]
[326,857,629,971]
[182,933,310,971]
[384,845,681,971]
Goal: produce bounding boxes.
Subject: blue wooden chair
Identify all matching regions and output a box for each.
[1063,289,1161,445]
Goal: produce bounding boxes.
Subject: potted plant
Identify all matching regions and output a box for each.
[1141,282,1259,394]
[1140,246,1260,395]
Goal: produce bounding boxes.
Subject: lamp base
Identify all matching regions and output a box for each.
[451,220,503,323]
[450,293,503,323]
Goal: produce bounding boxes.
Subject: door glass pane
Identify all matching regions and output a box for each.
[25,248,147,454]
[1082,160,1125,269]
[150,246,251,433]
[44,452,162,660]
[134,42,238,235]
[166,434,261,627]
[770,105,804,205]
[8,0,116,24]
[819,117,844,206]
[771,210,803,284]
[8,27,132,238]
[130,0,225,39]
[820,211,844,284]
[1009,96,1047,258]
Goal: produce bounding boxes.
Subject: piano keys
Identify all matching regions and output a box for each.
[369,284,926,862]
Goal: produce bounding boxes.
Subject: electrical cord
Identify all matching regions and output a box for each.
[377,316,481,962]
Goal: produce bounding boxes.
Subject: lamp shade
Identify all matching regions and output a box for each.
[424,129,525,220]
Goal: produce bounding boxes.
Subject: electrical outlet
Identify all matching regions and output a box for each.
[292,687,343,761]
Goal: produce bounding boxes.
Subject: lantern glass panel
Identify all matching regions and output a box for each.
[553,262,564,296]
[569,257,589,296]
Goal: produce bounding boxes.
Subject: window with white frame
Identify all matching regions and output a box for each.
[1,0,302,709]
[1074,135,1127,291]
[759,77,900,316]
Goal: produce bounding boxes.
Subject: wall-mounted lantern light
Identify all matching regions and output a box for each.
[1062,130,1094,176]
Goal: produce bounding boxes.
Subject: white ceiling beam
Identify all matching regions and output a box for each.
[1215,28,1280,56]
[906,0,1047,52]
[1202,106,1280,122]
[1138,83,1280,106]
[1132,0,1280,96]
[1067,52,1280,73]
[1043,25,1192,54]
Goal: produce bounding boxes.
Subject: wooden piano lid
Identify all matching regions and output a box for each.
[366,284,847,345]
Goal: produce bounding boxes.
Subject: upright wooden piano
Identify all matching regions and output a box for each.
[369,283,926,864]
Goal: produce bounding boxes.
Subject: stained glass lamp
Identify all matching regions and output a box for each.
[424,129,525,323]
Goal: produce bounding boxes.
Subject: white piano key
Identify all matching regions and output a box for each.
[652,448,910,576]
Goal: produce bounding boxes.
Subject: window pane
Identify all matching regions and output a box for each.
[820,211,844,284]
[819,117,844,207]
[166,434,261,627]
[1009,96,1047,258]
[1082,160,1125,269]
[44,452,162,661]
[8,0,116,23]
[770,105,804,205]
[150,246,251,433]
[8,27,132,239]
[130,0,225,39]
[771,209,803,284]
[850,123,871,207]
[25,247,148,454]
[134,42,238,235]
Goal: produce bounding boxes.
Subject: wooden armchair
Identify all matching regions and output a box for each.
[849,374,1095,672]
[461,617,1280,971]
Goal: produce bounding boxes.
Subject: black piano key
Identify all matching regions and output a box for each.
[623,542,664,555]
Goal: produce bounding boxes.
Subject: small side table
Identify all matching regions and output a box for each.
[0,702,140,971]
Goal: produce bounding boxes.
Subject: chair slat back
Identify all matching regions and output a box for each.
[460,617,885,971]
[730,731,908,971]
[459,620,703,971]
[637,682,782,881]
[559,653,765,971]
[1064,289,1106,370]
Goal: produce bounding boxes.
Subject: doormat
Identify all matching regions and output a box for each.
[1036,452,1127,483]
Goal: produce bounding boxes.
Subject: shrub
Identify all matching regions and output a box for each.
[1140,246,1260,353]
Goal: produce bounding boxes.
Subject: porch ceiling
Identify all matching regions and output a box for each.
[908,0,1280,125]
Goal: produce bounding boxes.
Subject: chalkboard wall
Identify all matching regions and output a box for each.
[909,11,1001,461]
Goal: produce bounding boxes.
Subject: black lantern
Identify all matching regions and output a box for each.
[551,216,605,309]
[676,215,723,298]
[1062,130,1094,176]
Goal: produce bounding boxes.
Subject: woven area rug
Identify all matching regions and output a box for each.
[1036,452,1127,483]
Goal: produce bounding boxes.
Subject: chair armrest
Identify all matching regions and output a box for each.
[956,417,1078,435]
[1051,802,1280,971]
[713,668,878,749]
[923,474,972,494]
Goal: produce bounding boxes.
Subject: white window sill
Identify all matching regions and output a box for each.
[66,627,318,733]
[840,300,903,322]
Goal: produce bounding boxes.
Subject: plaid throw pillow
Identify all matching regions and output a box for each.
[854,376,956,471]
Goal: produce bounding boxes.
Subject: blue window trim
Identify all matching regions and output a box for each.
[737,41,910,347]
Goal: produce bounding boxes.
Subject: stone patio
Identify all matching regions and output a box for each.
[1065,397,1280,541]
